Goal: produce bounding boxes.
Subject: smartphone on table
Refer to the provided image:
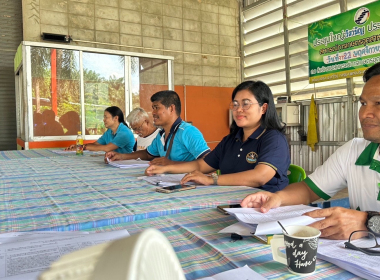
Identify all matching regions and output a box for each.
[217,204,242,215]
[155,184,196,193]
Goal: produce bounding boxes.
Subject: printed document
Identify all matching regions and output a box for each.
[317,238,380,280]
[0,230,130,280]
[107,158,150,168]
[224,205,322,235]
[139,173,195,186]
[196,265,266,280]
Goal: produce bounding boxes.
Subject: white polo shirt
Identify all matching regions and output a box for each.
[305,138,380,211]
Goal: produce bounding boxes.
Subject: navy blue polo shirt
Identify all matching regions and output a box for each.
[204,126,290,192]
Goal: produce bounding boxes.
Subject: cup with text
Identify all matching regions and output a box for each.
[270,225,321,275]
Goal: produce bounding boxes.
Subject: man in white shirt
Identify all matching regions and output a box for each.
[127,108,159,151]
[241,62,380,240]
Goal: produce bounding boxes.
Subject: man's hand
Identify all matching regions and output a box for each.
[180,171,213,185]
[104,151,123,163]
[240,191,282,213]
[145,165,167,176]
[149,157,174,166]
[65,145,75,151]
[304,207,368,240]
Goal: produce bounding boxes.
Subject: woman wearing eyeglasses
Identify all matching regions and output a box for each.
[65,106,135,153]
[145,80,290,192]
[126,108,160,151]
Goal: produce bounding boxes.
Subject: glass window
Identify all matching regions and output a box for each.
[132,57,168,117]
[31,47,80,137]
[83,52,125,135]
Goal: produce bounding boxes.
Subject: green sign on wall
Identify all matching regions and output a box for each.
[308,1,380,83]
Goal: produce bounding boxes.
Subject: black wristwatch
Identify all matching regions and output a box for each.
[365,211,380,236]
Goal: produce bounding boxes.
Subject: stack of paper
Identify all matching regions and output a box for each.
[196,265,266,280]
[139,173,195,186]
[221,204,322,235]
[317,238,380,280]
[107,159,150,169]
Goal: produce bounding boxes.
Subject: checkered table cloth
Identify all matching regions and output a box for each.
[88,208,361,280]
[0,149,61,160]
[0,151,259,232]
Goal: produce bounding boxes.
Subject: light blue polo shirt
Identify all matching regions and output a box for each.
[97,123,135,153]
[147,118,210,162]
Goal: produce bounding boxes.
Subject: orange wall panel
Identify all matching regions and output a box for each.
[184,85,233,143]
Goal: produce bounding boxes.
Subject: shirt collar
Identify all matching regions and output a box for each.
[355,142,379,166]
[159,117,182,136]
[160,117,183,151]
[234,126,266,142]
[355,142,380,173]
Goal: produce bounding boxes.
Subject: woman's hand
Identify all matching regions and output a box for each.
[180,171,213,185]
[65,145,75,151]
[145,165,168,176]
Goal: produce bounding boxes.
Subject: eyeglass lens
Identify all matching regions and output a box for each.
[230,101,255,111]
[349,231,378,249]
[133,121,144,132]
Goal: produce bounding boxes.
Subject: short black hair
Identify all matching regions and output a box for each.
[363,62,380,82]
[151,90,181,116]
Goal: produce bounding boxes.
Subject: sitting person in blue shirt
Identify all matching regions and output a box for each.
[145,81,290,192]
[106,90,210,165]
[65,106,135,153]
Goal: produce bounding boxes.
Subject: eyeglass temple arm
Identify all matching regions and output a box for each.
[344,241,380,256]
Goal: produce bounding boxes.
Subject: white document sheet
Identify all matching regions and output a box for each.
[0,230,130,280]
[139,173,195,186]
[0,231,89,244]
[225,205,322,235]
[107,159,150,169]
[218,222,256,236]
[196,265,266,280]
[317,238,380,280]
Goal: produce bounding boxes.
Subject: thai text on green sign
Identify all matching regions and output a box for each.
[308,1,380,83]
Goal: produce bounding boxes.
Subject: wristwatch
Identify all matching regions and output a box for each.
[365,211,380,236]
[211,173,219,185]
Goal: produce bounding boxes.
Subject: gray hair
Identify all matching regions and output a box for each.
[126,108,149,125]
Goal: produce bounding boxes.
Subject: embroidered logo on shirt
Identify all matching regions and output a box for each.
[246,151,258,164]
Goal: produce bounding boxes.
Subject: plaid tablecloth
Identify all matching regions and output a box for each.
[0,149,61,160]
[0,152,259,232]
[88,208,361,280]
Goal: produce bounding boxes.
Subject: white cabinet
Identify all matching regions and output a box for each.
[275,103,300,126]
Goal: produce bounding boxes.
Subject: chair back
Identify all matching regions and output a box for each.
[287,164,306,184]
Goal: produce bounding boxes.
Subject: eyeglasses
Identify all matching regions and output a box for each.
[229,101,262,111]
[344,230,380,256]
[131,121,145,132]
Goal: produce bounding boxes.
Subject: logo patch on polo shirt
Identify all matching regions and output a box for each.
[246,151,258,164]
